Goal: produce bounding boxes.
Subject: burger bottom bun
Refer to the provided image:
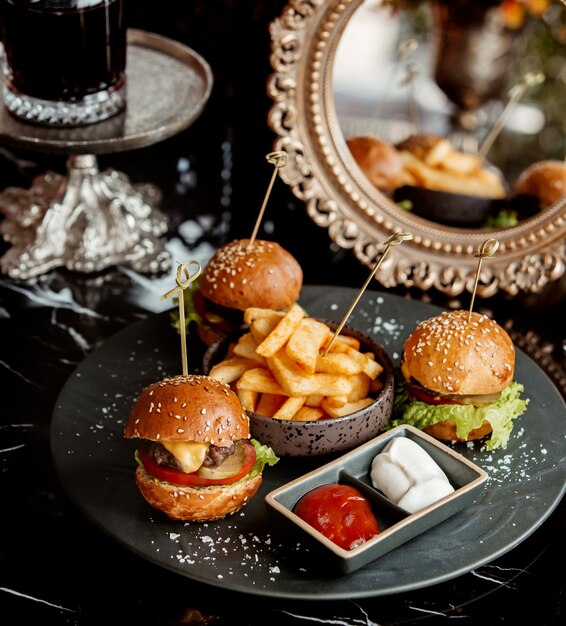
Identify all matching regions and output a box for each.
[424,419,492,443]
[135,465,262,522]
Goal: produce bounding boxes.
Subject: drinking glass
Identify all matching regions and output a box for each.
[1,0,127,127]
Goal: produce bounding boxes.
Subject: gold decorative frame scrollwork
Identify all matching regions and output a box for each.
[267,0,566,297]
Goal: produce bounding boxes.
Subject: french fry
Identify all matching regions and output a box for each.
[237,388,258,412]
[316,353,362,376]
[243,307,284,326]
[334,346,383,380]
[360,352,383,380]
[256,393,286,417]
[399,150,505,198]
[268,349,353,397]
[233,332,266,366]
[293,406,325,421]
[323,394,349,408]
[348,371,371,402]
[256,303,305,358]
[237,367,287,395]
[273,396,306,420]
[207,304,387,422]
[324,334,360,351]
[286,317,330,374]
[208,356,256,384]
[249,316,281,344]
[321,396,375,418]
[305,393,324,407]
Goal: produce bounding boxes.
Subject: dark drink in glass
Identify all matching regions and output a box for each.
[1,0,127,126]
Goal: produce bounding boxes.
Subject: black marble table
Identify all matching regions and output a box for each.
[0,2,565,624]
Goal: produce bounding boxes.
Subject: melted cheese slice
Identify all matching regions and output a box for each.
[162,441,210,474]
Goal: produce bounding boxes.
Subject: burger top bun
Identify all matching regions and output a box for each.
[403,310,515,396]
[124,374,250,446]
[200,239,303,312]
[515,160,566,208]
[346,136,405,189]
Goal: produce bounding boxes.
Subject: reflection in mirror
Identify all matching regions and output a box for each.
[333,0,565,230]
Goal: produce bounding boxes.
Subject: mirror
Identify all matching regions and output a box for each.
[267,0,565,297]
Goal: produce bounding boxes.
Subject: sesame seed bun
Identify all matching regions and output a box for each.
[124,374,250,447]
[515,160,566,209]
[134,464,262,522]
[199,239,303,312]
[403,310,515,397]
[346,136,405,190]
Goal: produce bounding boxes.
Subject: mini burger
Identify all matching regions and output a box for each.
[514,159,566,209]
[346,135,406,190]
[178,239,303,345]
[124,374,278,521]
[390,310,528,451]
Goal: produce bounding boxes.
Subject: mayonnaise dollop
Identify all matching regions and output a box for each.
[370,437,454,513]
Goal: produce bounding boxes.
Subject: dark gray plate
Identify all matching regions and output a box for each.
[50,286,566,599]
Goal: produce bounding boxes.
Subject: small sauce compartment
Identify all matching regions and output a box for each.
[265,425,488,574]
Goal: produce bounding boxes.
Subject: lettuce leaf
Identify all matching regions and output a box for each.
[389,381,529,451]
[170,277,203,334]
[249,438,279,477]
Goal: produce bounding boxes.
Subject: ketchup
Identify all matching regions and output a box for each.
[293,484,380,550]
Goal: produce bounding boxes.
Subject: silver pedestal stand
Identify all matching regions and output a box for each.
[0,30,213,280]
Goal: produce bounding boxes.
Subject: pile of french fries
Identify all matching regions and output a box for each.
[208,303,384,421]
[398,138,506,198]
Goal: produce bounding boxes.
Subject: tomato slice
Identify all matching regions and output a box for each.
[140,440,256,487]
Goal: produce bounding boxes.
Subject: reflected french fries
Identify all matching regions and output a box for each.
[208,305,386,422]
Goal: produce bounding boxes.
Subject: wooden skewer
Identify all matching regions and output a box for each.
[161,259,202,375]
[324,232,413,355]
[247,151,288,251]
[468,239,499,322]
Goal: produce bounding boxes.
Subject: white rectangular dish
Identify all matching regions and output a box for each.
[265,424,489,574]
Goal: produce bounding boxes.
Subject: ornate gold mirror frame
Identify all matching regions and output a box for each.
[267,0,566,297]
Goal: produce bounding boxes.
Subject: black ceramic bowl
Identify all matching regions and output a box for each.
[202,319,395,457]
[393,185,498,227]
